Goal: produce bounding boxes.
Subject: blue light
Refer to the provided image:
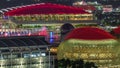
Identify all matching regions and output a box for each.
[49,38,54,43]
[50,31,54,38]
[49,31,54,43]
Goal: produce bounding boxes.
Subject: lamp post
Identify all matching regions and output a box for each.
[0,51,3,68]
[48,47,51,68]
[10,48,13,68]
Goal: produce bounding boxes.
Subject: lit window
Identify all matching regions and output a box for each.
[24,53,30,58]
[41,53,46,56]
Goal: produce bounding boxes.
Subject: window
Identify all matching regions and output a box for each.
[41,53,46,56]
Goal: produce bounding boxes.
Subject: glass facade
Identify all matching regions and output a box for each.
[0,47,55,68]
[0,53,54,68]
[11,14,93,23]
[0,36,55,68]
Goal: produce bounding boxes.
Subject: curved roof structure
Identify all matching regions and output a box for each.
[4,3,89,16]
[65,27,116,40]
[57,27,118,61]
[78,5,96,11]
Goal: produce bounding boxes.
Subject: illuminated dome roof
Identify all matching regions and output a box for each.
[65,27,116,40]
[57,27,118,63]
[4,3,89,16]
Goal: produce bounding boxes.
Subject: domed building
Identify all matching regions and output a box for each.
[0,3,96,39]
[57,27,119,67]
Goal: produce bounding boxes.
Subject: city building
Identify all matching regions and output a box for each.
[57,27,120,67]
[0,35,55,68]
[73,1,96,13]
[0,3,97,42]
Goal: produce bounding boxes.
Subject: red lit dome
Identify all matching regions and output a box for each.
[65,27,116,40]
[4,3,89,16]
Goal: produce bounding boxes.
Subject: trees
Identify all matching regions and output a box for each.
[95,12,120,26]
[56,59,98,68]
[84,62,98,68]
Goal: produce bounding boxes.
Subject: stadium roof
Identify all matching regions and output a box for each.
[4,3,89,16]
[65,27,116,40]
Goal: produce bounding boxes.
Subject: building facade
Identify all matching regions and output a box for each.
[0,36,55,68]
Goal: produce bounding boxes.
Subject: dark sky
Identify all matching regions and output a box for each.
[0,0,120,9]
[0,0,74,9]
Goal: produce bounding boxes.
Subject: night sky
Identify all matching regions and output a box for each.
[0,0,120,9]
